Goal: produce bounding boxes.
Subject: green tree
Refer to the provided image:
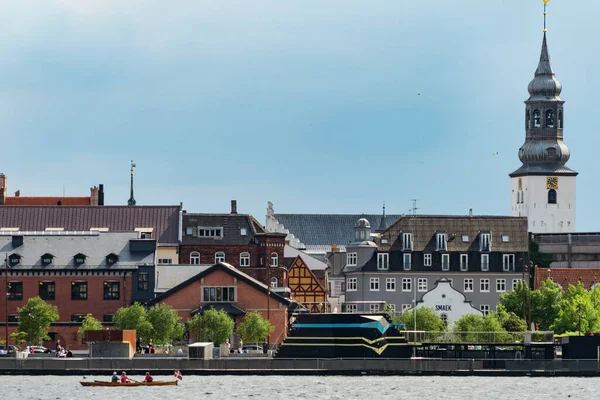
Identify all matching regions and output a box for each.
[113,302,153,340]
[531,278,563,330]
[496,306,527,332]
[187,308,234,346]
[381,304,396,321]
[237,312,274,344]
[551,282,600,335]
[17,297,59,344]
[453,313,507,343]
[498,280,530,318]
[396,307,446,332]
[147,304,185,345]
[78,314,103,341]
[529,240,553,270]
[9,331,28,347]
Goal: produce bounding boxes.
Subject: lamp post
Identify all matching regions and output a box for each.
[4,254,8,352]
[520,258,526,323]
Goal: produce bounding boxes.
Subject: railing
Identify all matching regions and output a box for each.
[404,331,554,345]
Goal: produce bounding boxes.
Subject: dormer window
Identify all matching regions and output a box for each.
[377,253,389,270]
[533,109,541,128]
[479,233,491,252]
[436,233,447,251]
[240,228,247,236]
[8,253,21,267]
[346,252,357,267]
[41,253,54,266]
[106,253,119,266]
[74,253,87,266]
[461,235,470,243]
[402,233,413,251]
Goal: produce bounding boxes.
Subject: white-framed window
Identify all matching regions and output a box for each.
[402,304,412,313]
[215,252,226,263]
[441,254,450,271]
[501,235,510,242]
[480,233,491,251]
[403,253,411,271]
[481,254,489,271]
[370,303,380,313]
[464,278,474,292]
[386,278,396,292]
[402,233,413,251]
[377,253,389,270]
[190,252,200,265]
[402,278,412,292]
[480,279,490,292]
[418,278,427,292]
[460,254,468,271]
[240,227,247,236]
[346,304,357,313]
[424,253,432,267]
[185,226,193,236]
[481,304,490,316]
[496,279,506,292]
[157,258,173,265]
[347,252,357,266]
[512,279,521,290]
[240,252,250,267]
[436,233,447,251]
[270,252,279,267]
[347,278,358,291]
[370,277,380,291]
[270,277,278,288]
[503,254,515,272]
[461,234,470,242]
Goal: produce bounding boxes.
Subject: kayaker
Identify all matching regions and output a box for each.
[144,372,153,383]
[111,372,119,383]
[120,371,130,384]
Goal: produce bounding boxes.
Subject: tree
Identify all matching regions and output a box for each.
[17,297,59,344]
[147,304,185,345]
[187,308,234,346]
[551,282,600,335]
[496,306,527,332]
[237,312,274,344]
[9,331,28,347]
[453,313,507,343]
[78,314,103,341]
[498,280,530,318]
[395,307,446,332]
[531,278,563,330]
[381,304,396,321]
[529,240,553,270]
[113,303,153,340]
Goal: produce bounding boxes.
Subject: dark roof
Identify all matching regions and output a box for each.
[273,213,403,247]
[146,262,292,307]
[192,303,246,316]
[378,215,528,252]
[0,206,181,245]
[182,213,266,245]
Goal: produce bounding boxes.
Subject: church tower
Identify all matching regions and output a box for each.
[510,1,577,233]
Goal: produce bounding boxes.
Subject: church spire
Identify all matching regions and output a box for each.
[378,202,389,231]
[127,160,137,206]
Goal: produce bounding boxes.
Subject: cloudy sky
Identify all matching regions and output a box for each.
[1,0,598,229]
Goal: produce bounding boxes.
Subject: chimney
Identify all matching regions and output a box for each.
[469,208,473,217]
[90,186,99,206]
[0,174,6,205]
[231,200,237,214]
[15,190,20,197]
[98,184,104,206]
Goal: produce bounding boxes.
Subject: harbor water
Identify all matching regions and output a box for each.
[0,375,598,399]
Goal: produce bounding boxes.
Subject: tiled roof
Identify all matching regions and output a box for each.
[273,213,403,247]
[182,213,267,245]
[4,196,91,206]
[378,215,528,252]
[0,205,181,245]
[534,267,600,290]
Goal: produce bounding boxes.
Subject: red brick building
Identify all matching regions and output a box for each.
[180,201,287,287]
[535,266,600,290]
[146,262,293,346]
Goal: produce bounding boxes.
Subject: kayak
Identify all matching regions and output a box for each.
[80,380,178,387]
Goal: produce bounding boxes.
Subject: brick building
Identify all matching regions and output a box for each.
[534,266,600,291]
[180,201,287,287]
[0,231,156,350]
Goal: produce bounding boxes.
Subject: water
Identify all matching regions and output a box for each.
[0,375,598,399]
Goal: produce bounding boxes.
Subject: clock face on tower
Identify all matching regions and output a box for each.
[546,176,559,190]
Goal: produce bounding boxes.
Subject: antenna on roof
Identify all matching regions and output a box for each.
[410,199,420,216]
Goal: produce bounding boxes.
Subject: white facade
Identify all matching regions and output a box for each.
[510,175,576,233]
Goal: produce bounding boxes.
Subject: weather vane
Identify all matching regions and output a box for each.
[543,0,550,33]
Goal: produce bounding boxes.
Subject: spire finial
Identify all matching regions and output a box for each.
[127,160,137,206]
[543,0,550,33]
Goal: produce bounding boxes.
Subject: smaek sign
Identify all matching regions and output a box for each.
[435,305,452,311]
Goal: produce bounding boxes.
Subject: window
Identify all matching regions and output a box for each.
[198,228,222,238]
[526,110,531,128]
[402,304,412,313]
[512,279,521,290]
[7,315,19,323]
[106,253,119,266]
[370,303,380,313]
[461,235,470,243]
[215,252,225,263]
[346,253,357,266]
[138,272,149,291]
[403,253,411,271]
[501,235,510,242]
[41,253,54,266]
[71,314,87,323]
[503,254,515,272]
[481,254,490,271]
[441,313,448,327]
[74,253,86,266]
[39,281,55,300]
[270,277,278,288]
[386,278,396,292]
[347,278,357,291]
[480,279,490,292]
[190,252,200,265]
[441,254,450,271]
[202,286,236,302]
[558,109,563,128]
[140,232,152,239]
[548,189,557,204]
[370,277,380,291]
[240,228,247,236]
[8,254,21,266]
[71,281,88,300]
[547,147,557,158]
[346,304,357,313]
[240,252,250,267]
[103,314,114,323]
[496,279,506,293]
[7,281,23,300]
[185,226,193,236]
[533,109,541,128]
[402,278,412,292]
[270,252,279,267]
[546,109,555,128]
[402,233,413,251]
[360,231,365,239]
[424,253,432,267]
[377,253,389,270]
[460,254,468,271]
[464,278,474,292]
[481,305,490,316]
[436,233,447,251]
[418,278,427,292]
[158,258,173,265]
[104,281,120,300]
[480,233,491,251]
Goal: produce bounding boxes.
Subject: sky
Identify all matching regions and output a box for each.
[0,0,599,230]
